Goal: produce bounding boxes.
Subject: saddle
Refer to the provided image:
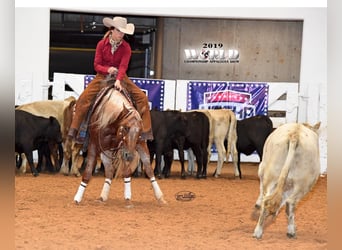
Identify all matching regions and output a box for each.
[76,80,135,152]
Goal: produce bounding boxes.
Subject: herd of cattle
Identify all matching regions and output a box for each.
[15,96,322,239]
[15,98,274,179]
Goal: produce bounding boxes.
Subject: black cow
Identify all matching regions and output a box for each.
[36,141,63,172]
[234,115,273,176]
[15,110,62,176]
[149,110,210,179]
[149,110,187,178]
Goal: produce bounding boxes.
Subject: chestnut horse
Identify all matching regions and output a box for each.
[73,82,166,206]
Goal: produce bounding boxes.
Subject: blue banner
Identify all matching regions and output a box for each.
[187,81,269,120]
[84,76,165,111]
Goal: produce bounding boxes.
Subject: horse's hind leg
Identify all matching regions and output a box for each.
[137,143,166,204]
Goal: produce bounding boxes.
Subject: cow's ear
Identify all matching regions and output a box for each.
[49,116,55,123]
[312,121,321,131]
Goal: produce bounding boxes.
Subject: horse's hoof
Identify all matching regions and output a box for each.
[96,197,105,202]
[125,199,134,209]
[158,197,167,205]
[71,171,81,177]
[74,200,80,205]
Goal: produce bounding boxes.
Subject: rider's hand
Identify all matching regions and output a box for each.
[114,80,123,91]
[107,67,118,75]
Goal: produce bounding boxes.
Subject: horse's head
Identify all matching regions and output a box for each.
[117,124,139,161]
[116,104,143,162]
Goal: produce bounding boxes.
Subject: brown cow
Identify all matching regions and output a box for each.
[253,122,321,239]
[189,109,239,178]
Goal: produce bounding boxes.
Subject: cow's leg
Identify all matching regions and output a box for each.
[214,140,225,178]
[255,169,264,209]
[48,142,61,172]
[19,153,27,173]
[237,152,242,179]
[94,157,103,175]
[98,153,115,202]
[36,147,44,173]
[57,143,64,171]
[253,205,268,239]
[74,142,97,204]
[187,149,195,175]
[46,143,57,172]
[154,146,163,178]
[137,142,166,204]
[70,143,82,177]
[177,147,187,179]
[60,138,72,175]
[24,151,39,177]
[192,147,204,179]
[286,201,297,238]
[163,150,173,178]
[230,141,240,178]
[202,147,208,178]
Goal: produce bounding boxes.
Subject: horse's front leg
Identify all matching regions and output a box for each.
[98,152,116,202]
[74,142,97,204]
[136,142,166,204]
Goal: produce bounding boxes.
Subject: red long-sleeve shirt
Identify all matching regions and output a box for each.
[93,37,131,81]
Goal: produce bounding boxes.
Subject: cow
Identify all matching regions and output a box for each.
[16,141,63,173]
[169,111,210,178]
[253,122,321,239]
[15,110,63,176]
[233,115,273,178]
[188,109,239,178]
[148,110,189,178]
[16,96,76,174]
[149,110,210,179]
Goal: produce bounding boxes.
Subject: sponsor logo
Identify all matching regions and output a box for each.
[184,43,239,63]
[175,191,196,201]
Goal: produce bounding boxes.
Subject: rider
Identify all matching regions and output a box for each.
[67,16,153,143]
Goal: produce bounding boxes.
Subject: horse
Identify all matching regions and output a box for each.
[73,80,166,207]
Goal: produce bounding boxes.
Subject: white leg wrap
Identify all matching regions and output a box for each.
[74,181,87,203]
[150,177,163,200]
[124,177,131,200]
[100,178,112,201]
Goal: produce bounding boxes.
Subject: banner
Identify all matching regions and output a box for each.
[187,81,269,156]
[84,76,165,111]
[187,81,269,120]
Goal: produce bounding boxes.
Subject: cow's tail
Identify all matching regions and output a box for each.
[225,111,237,161]
[263,130,299,215]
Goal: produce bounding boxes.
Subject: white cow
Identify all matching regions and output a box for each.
[188,109,239,178]
[253,122,321,239]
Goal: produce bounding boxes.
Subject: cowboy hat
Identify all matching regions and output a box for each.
[103,16,135,35]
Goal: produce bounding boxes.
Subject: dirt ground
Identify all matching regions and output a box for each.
[15,161,327,250]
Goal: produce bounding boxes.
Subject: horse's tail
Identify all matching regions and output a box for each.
[263,130,299,215]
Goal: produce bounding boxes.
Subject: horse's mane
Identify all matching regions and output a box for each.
[92,88,140,130]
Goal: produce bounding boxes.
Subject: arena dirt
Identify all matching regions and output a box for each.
[15,162,327,249]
